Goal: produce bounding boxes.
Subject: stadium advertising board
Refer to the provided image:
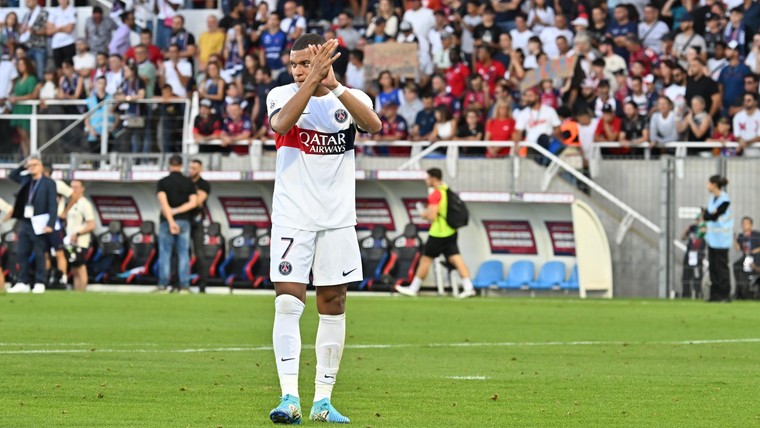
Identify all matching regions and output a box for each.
[91,195,143,227]
[546,221,576,256]
[363,42,419,89]
[483,220,537,254]
[218,197,271,228]
[402,198,430,231]
[356,198,395,230]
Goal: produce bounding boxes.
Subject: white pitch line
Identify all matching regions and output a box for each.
[1,338,760,355]
[446,376,490,380]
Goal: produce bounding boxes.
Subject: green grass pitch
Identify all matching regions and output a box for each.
[1,292,760,427]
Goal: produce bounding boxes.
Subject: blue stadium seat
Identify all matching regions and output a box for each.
[472,260,504,289]
[561,265,579,290]
[531,261,566,290]
[497,261,535,290]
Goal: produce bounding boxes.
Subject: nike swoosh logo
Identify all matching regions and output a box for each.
[324,375,335,379]
[301,112,310,115]
[281,357,295,362]
[342,268,357,277]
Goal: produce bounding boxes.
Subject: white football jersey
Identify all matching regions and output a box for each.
[267,84,373,231]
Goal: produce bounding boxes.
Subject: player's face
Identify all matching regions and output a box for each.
[290,48,313,87]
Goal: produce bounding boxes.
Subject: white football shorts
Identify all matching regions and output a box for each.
[270,225,363,286]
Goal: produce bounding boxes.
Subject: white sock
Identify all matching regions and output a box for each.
[273,294,305,398]
[61,274,67,284]
[462,277,473,292]
[409,276,422,292]
[314,313,346,402]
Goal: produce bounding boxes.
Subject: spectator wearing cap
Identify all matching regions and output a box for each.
[527,0,555,34]
[626,34,658,76]
[193,98,223,151]
[686,58,721,119]
[539,14,573,59]
[639,5,670,54]
[595,104,622,143]
[724,6,750,57]
[220,99,252,155]
[600,38,628,78]
[473,6,501,50]
[674,14,707,69]
[733,92,760,156]
[719,41,752,114]
[397,20,417,44]
[650,97,679,148]
[366,0,399,40]
[109,11,134,57]
[375,99,409,156]
[85,6,117,58]
[156,155,197,293]
[703,12,725,58]
[337,11,361,51]
[570,14,589,34]
[608,4,638,60]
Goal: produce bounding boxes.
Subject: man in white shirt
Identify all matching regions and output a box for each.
[64,180,96,291]
[638,5,670,54]
[664,66,687,118]
[510,15,534,53]
[73,39,96,81]
[403,0,435,61]
[733,92,760,156]
[48,0,77,69]
[159,43,192,98]
[539,15,574,59]
[280,0,306,48]
[513,87,561,151]
[345,49,365,91]
[105,54,124,96]
[600,37,628,76]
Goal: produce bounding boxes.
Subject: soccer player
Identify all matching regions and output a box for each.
[266,34,381,425]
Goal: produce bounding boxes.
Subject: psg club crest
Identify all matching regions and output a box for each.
[334,109,348,123]
[279,261,292,276]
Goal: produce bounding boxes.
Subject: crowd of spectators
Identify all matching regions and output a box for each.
[0,0,759,159]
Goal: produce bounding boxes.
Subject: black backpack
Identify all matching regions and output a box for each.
[444,188,469,229]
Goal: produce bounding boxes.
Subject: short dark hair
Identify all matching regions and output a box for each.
[427,168,443,181]
[169,155,183,166]
[292,33,326,52]
[349,49,364,62]
[140,28,153,35]
[191,159,203,166]
[742,216,753,224]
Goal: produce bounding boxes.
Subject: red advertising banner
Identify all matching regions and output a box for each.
[356,198,395,230]
[546,221,576,256]
[402,198,430,231]
[483,220,537,255]
[91,195,143,227]
[218,197,271,228]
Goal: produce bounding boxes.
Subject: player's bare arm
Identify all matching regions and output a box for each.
[270,41,341,135]
[309,44,382,134]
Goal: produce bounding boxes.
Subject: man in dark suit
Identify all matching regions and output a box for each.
[7,156,58,294]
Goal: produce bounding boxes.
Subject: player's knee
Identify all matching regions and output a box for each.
[275,294,305,316]
[318,292,346,314]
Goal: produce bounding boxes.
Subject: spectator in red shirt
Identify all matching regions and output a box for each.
[125,29,164,66]
[375,99,409,156]
[595,104,622,142]
[626,33,657,75]
[193,99,223,153]
[485,100,516,157]
[445,46,470,99]
[540,78,560,109]
[475,45,506,97]
[462,74,490,122]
